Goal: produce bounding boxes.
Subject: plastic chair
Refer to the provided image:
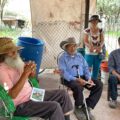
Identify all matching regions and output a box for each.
[0,84,29,120]
[56,51,68,90]
[29,77,40,88]
[0,77,43,120]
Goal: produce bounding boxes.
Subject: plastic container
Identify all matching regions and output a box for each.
[17,37,44,75]
[100,61,109,84]
[101,61,108,72]
[101,70,109,84]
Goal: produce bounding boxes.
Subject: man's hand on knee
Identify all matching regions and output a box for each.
[76,78,86,86]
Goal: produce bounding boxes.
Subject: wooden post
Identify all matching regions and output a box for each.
[84,0,90,29]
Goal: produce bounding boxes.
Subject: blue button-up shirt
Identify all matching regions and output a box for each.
[58,52,91,81]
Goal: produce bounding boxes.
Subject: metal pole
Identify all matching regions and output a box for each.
[84,0,90,29]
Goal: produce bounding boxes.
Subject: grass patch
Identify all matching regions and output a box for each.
[106,31,120,37]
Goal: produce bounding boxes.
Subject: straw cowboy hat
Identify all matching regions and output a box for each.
[89,15,102,22]
[0,37,23,54]
[60,37,77,51]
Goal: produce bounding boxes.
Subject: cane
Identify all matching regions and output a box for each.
[72,65,90,120]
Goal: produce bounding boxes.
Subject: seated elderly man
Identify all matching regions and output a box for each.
[108,37,120,109]
[58,37,103,120]
[0,37,73,120]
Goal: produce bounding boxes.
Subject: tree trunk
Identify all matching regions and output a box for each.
[0,0,8,25]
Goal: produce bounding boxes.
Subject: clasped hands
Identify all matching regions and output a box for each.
[23,61,36,77]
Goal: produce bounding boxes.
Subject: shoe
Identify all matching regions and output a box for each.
[82,105,95,120]
[109,100,117,109]
[74,106,87,120]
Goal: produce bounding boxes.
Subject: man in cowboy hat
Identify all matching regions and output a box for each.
[58,37,103,120]
[0,37,73,120]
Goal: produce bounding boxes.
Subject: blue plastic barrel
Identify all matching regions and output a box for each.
[17,37,44,75]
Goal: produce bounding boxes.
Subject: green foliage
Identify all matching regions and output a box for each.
[97,0,120,19]
[106,31,120,37]
[97,0,120,37]
[0,27,23,43]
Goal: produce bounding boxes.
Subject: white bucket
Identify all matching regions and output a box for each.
[101,70,109,84]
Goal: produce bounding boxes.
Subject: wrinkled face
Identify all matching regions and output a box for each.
[7,50,18,59]
[5,50,24,73]
[66,44,77,55]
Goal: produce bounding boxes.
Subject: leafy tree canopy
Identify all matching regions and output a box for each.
[97,0,120,20]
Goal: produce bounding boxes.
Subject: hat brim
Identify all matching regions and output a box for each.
[0,46,24,55]
[16,46,24,50]
[60,41,77,51]
[89,19,102,22]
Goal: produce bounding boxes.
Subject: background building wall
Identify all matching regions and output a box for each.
[30,0,96,68]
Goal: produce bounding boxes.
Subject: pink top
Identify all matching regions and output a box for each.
[0,63,32,106]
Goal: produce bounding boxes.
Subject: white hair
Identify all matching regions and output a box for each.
[5,54,25,74]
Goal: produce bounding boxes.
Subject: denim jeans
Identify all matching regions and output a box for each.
[85,54,102,80]
[108,74,119,100]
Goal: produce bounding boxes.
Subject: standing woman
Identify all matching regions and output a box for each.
[83,15,105,80]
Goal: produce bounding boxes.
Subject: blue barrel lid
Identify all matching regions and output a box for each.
[18,37,44,46]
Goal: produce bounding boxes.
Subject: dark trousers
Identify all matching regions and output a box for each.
[14,90,73,120]
[108,74,120,100]
[63,76,103,109]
